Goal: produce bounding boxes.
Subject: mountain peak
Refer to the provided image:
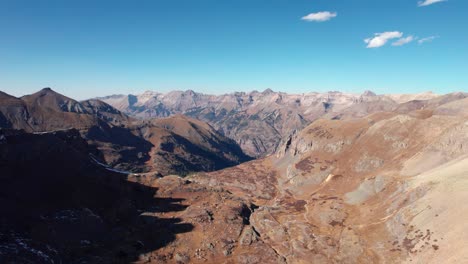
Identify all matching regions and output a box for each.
[24,87,62,99]
[262,88,274,94]
[35,87,62,97]
[184,89,196,95]
[38,87,58,95]
[21,87,90,114]
[362,90,377,97]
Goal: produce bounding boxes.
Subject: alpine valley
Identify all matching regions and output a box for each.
[1,88,468,263]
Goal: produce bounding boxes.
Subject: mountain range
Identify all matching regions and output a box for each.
[98,89,443,157]
[0,88,251,175]
[1,87,468,263]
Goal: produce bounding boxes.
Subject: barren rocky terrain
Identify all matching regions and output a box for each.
[187,95,468,263]
[1,89,468,263]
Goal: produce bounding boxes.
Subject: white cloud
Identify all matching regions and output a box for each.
[418,0,447,7]
[364,31,403,48]
[301,11,337,22]
[392,35,415,46]
[418,36,438,44]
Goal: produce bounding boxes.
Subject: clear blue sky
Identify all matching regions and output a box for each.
[0,0,467,99]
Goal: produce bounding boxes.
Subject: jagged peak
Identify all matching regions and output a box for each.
[140,90,158,96]
[262,88,274,94]
[362,90,377,97]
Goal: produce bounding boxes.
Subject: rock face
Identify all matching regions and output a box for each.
[0,88,251,175]
[98,89,446,157]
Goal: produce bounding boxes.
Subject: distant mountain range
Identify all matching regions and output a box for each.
[98,89,447,157]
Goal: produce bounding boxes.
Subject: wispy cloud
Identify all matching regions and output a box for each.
[418,0,447,7]
[301,11,337,22]
[392,35,415,46]
[418,36,439,44]
[364,31,403,48]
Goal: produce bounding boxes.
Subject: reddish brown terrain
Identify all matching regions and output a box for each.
[131,93,468,263]
[1,89,468,263]
[187,97,468,263]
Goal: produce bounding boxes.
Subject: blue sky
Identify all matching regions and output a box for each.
[0,0,467,99]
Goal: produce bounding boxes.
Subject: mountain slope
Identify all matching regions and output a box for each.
[21,87,89,114]
[1,88,98,131]
[0,91,31,130]
[90,115,252,175]
[0,129,157,263]
[81,99,133,125]
[141,115,251,175]
[188,96,468,263]
[0,129,276,263]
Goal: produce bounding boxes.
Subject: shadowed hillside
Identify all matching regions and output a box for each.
[0,129,194,263]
